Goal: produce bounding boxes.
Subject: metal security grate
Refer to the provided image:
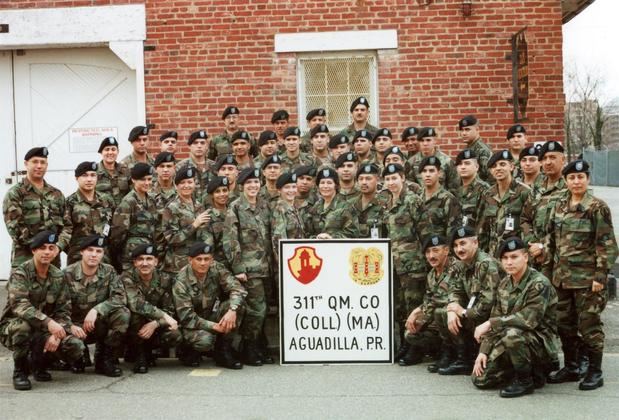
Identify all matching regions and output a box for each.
[298,53,378,133]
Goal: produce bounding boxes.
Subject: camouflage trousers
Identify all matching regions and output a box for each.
[128,314,182,350]
[72,307,130,349]
[0,318,84,362]
[394,272,426,333]
[404,324,441,357]
[556,286,607,353]
[435,309,479,355]
[240,276,267,341]
[182,300,245,352]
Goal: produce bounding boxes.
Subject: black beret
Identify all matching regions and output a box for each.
[350,96,370,112]
[284,127,301,138]
[238,167,261,185]
[271,109,289,124]
[382,163,405,177]
[258,130,277,146]
[335,152,358,168]
[154,152,175,168]
[222,106,239,120]
[450,225,477,245]
[352,129,371,143]
[519,146,540,160]
[539,141,564,159]
[131,243,157,259]
[329,134,349,149]
[188,130,208,145]
[276,172,298,189]
[458,115,478,129]
[310,124,329,138]
[174,166,196,185]
[214,154,238,172]
[294,165,317,178]
[488,150,514,169]
[506,124,526,139]
[207,175,230,194]
[422,235,448,252]
[24,147,49,161]
[383,146,405,164]
[417,127,437,140]
[419,156,441,172]
[159,131,178,141]
[262,154,283,169]
[30,230,58,250]
[401,127,419,140]
[316,167,339,184]
[562,159,590,177]
[231,130,251,143]
[455,149,477,165]
[75,161,98,177]
[130,163,154,180]
[356,163,380,179]
[306,108,326,121]
[128,125,149,142]
[79,234,107,250]
[98,137,118,153]
[188,241,213,257]
[497,236,527,257]
[372,128,392,143]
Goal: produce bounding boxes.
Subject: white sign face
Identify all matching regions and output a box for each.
[280,239,393,365]
[69,127,117,153]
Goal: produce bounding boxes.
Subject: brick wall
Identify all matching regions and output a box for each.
[2,0,566,158]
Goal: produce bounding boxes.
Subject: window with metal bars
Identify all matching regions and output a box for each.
[297,52,378,133]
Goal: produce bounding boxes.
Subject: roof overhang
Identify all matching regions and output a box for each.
[562,0,596,24]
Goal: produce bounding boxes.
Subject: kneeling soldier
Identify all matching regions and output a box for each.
[64,235,129,376]
[0,231,85,390]
[173,242,247,369]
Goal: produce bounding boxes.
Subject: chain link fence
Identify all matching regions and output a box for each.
[583,150,619,186]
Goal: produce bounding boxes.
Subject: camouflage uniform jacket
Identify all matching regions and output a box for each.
[456,176,490,229]
[151,183,178,209]
[406,149,459,193]
[63,261,124,324]
[419,187,461,238]
[312,153,334,169]
[338,122,378,140]
[120,152,154,171]
[299,133,312,154]
[543,191,619,289]
[120,268,175,324]
[109,189,157,259]
[279,152,315,173]
[2,178,65,268]
[305,194,359,239]
[480,268,559,361]
[176,156,215,202]
[58,190,115,264]
[203,207,228,266]
[339,185,362,203]
[353,194,387,238]
[420,256,459,325]
[448,250,502,325]
[173,262,247,332]
[270,199,305,265]
[223,195,273,277]
[520,176,567,244]
[96,161,131,207]
[209,130,233,160]
[259,185,280,207]
[467,138,493,182]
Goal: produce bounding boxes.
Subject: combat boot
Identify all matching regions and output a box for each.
[577,348,590,378]
[398,344,423,366]
[242,340,263,367]
[500,371,535,398]
[438,343,471,375]
[579,351,604,390]
[133,342,148,374]
[547,346,580,383]
[214,337,243,370]
[30,335,52,382]
[101,344,122,377]
[258,331,274,364]
[12,357,32,391]
[427,344,454,373]
[395,341,411,361]
[94,341,105,374]
[178,344,201,367]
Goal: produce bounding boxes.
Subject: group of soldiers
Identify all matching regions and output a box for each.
[1,96,617,398]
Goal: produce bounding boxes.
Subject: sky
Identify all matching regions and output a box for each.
[563,0,619,104]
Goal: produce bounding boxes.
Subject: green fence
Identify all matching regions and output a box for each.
[583,150,619,187]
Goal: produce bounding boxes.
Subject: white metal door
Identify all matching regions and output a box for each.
[0,47,138,279]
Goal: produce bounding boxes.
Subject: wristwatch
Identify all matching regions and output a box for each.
[461,309,468,318]
[230,305,238,312]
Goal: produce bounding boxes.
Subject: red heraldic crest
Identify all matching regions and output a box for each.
[287,246,323,284]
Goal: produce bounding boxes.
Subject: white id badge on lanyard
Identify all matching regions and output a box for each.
[505,215,515,232]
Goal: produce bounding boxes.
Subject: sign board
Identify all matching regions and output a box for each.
[279,239,393,364]
[69,126,117,153]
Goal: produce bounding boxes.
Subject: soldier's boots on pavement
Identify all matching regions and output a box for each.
[395,341,410,361]
[242,340,263,367]
[579,351,604,391]
[133,342,149,374]
[214,337,243,370]
[12,357,32,391]
[178,344,201,367]
[438,344,472,375]
[258,331,275,365]
[500,371,535,398]
[94,342,123,377]
[427,345,454,373]
[547,346,581,383]
[71,346,92,374]
[31,335,52,382]
[398,343,424,366]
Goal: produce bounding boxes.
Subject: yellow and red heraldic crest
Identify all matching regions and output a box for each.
[288,246,323,284]
[349,247,384,285]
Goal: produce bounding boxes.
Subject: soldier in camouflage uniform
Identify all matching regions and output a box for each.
[259,154,283,205]
[271,109,289,149]
[400,127,419,159]
[506,124,527,181]
[110,163,157,272]
[543,160,619,391]
[173,242,247,369]
[458,115,493,183]
[519,145,543,189]
[63,235,129,377]
[3,147,65,269]
[353,164,387,238]
[120,244,180,374]
[207,154,241,207]
[280,127,316,172]
[309,124,333,168]
[209,106,240,160]
[441,226,502,376]
[223,168,273,365]
[300,108,326,153]
[381,146,422,195]
[120,125,154,170]
[352,129,375,165]
[253,130,278,170]
[159,130,178,154]
[454,149,490,229]
[58,161,115,265]
[472,237,559,398]
[176,130,213,202]
[294,165,319,222]
[338,96,378,139]
[0,231,84,390]
[151,152,178,209]
[370,128,394,170]
[204,176,233,266]
[418,156,461,238]
[407,127,459,193]
[477,150,530,256]
[96,136,131,207]
[231,130,256,170]
[329,133,352,163]
[335,152,361,202]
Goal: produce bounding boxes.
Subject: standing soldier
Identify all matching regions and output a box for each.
[205,176,233,266]
[383,146,421,194]
[407,127,459,193]
[329,134,351,163]
[159,131,178,154]
[339,96,378,139]
[259,155,283,205]
[64,235,129,377]
[401,127,419,158]
[223,168,273,365]
[254,131,279,170]
[353,163,386,239]
[58,161,115,265]
[371,128,393,170]
[309,124,332,168]
[543,160,618,391]
[335,152,360,202]
[352,129,375,165]
[212,154,241,205]
[271,109,290,150]
[110,163,157,271]
[3,147,65,269]
[120,125,154,170]
[176,130,213,202]
[294,165,319,220]
[418,156,461,238]
[96,136,131,207]
[209,106,240,160]
[458,115,493,182]
[280,127,315,172]
[506,124,527,180]
[120,244,180,374]
[300,108,327,153]
[151,152,177,209]
[0,231,84,390]
[519,146,543,189]
[455,149,490,229]
[230,130,255,170]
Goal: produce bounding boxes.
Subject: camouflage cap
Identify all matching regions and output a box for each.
[79,234,107,250]
[306,108,326,121]
[283,126,301,138]
[130,163,154,180]
[401,126,419,141]
[128,125,149,142]
[422,234,448,252]
[188,241,213,257]
[506,124,526,139]
[75,161,98,177]
[24,147,49,161]
[154,152,175,168]
[458,115,478,130]
[350,96,370,112]
[174,165,196,185]
[488,149,514,169]
[98,137,118,153]
[188,130,208,145]
[271,109,290,124]
[276,172,298,189]
[131,243,157,259]
[207,175,230,194]
[159,130,178,141]
[497,236,526,257]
